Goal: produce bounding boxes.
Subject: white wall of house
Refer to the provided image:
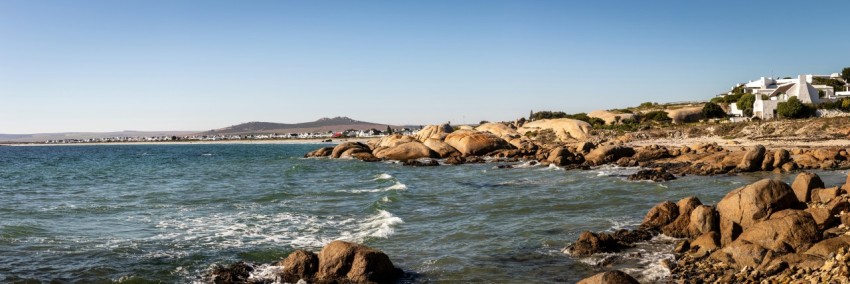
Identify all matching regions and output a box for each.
[728,103,744,116]
[753,97,779,120]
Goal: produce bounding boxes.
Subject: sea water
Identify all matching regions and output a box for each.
[0,144,845,283]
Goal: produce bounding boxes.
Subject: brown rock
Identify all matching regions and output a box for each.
[584,145,636,166]
[547,147,583,166]
[688,205,719,237]
[716,179,800,236]
[566,231,619,257]
[280,250,319,283]
[640,201,679,230]
[804,235,850,258]
[773,149,791,168]
[632,146,671,162]
[475,122,519,138]
[791,172,825,203]
[812,148,839,161]
[305,147,334,158]
[761,152,775,171]
[811,186,841,203]
[661,197,702,238]
[804,207,836,230]
[780,162,796,172]
[689,231,720,258]
[576,270,640,284]
[373,141,435,160]
[444,130,513,156]
[422,138,459,158]
[316,240,400,284]
[711,240,768,268]
[792,154,820,169]
[332,142,371,159]
[736,210,818,253]
[413,124,453,142]
[737,145,766,172]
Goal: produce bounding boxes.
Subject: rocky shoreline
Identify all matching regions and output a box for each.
[306,121,850,181]
[571,172,850,283]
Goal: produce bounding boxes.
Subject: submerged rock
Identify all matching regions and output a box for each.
[628,168,675,182]
[576,270,640,284]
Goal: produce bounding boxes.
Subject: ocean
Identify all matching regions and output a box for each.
[0,144,845,283]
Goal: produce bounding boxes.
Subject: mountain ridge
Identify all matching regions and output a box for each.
[196,116,408,135]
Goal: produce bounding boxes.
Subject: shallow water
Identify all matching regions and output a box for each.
[0,144,845,283]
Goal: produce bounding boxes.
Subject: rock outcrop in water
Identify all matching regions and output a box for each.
[570,171,850,283]
[205,241,402,284]
[306,123,850,180]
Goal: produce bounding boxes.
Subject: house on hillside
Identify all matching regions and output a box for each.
[727,74,840,120]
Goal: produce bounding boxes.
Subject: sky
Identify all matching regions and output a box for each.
[1,0,848,133]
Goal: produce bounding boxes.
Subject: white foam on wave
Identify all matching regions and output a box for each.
[567,233,679,282]
[512,160,541,168]
[339,209,404,241]
[373,173,393,181]
[540,164,563,171]
[345,181,408,193]
[593,165,641,177]
[247,263,286,283]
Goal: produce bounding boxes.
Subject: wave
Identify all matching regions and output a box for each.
[345,209,404,240]
[593,165,641,177]
[344,181,408,193]
[373,173,394,181]
[567,234,678,283]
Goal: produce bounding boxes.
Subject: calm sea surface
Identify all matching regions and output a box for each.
[0,144,845,283]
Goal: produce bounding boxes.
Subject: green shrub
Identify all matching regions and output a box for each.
[702,102,726,119]
[737,94,755,117]
[777,97,814,119]
[642,110,671,123]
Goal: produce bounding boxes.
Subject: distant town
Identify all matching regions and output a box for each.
[40,127,422,144]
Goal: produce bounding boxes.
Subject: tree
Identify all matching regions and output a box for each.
[842,67,850,83]
[385,126,393,134]
[737,93,756,117]
[701,102,726,119]
[842,98,850,111]
[777,97,812,119]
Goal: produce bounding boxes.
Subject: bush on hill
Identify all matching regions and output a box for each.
[777,97,814,119]
[701,102,726,119]
[641,110,671,123]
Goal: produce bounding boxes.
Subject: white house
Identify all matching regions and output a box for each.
[727,75,828,120]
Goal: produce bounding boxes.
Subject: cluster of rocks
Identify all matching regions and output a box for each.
[572,172,850,283]
[206,240,402,284]
[306,122,850,181]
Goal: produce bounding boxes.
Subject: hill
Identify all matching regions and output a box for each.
[196,116,406,136]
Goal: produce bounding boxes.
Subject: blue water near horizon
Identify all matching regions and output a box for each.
[0,144,845,283]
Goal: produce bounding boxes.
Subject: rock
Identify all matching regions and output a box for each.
[566,231,619,257]
[773,149,791,168]
[375,134,418,148]
[316,240,401,284]
[792,154,820,169]
[842,171,850,191]
[209,262,252,284]
[640,201,679,230]
[422,138,459,158]
[475,122,519,138]
[444,156,464,165]
[812,148,839,161]
[413,124,453,142]
[662,197,702,238]
[804,235,850,258]
[716,179,799,233]
[373,141,435,160]
[547,147,583,166]
[305,147,334,158]
[444,130,513,156]
[576,141,596,153]
[810,186,841,203]
[688,205,719,237]
[736,210,819,253]
[576,270,640,284]
[711,240,768,269]
[517,118,592,141]
[737,145,766,172]
[780,162,796,173]
[791,172,825,203]
[689,232,720,258]
[628,168,676,182]
[584,145,636,166]
[280,250,319,283]
[402,159,439,167]
[761,152,775,171]
[332,142,371,159]
[804,207,836,230]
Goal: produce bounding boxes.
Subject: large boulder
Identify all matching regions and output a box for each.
[373,141,435,160]
[316,240,401,284]
[332,142,371,159]
[576,270,639,284]
[280,250,319,283]
[584,145,636,166]
[736,145,766,172]
[413,124,453,142]
[517,118,592,141]
[687,205,719,238]
[587,110,638,125]
[688,231,720,258]
[661,197,702,238]
[711,240,769,268]
[475,122,519,138]
[735,210,819,253]
[565,231,620,257]
[375,134,417,148]
[804,235,850,258]
[547,146,583,166]
[790,172,825,203]
[422,138,459,158]
[792,154,820,169]
[305,147,334,158]
[444,130,513,156]
[716,179,800,245]
[773,149,791,168]
[640,201,679,230]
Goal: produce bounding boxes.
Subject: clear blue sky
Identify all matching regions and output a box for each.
[1,0,848,133]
